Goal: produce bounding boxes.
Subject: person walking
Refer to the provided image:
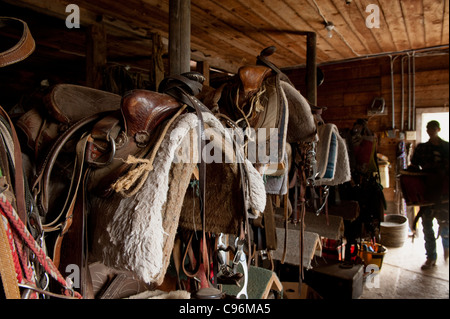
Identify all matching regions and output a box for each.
[410,120,449,270]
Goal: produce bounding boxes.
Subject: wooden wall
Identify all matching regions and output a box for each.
[284,51,449,214]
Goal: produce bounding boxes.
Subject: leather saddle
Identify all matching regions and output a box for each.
[18,82,185,208]
[198,47,293,169]
[16,83,186,277]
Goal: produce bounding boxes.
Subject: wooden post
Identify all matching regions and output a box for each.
[86,18,107,89]
[169,0,191,75]
[196,60,210,86]
[149,32,165,91]
[306,32,317,106]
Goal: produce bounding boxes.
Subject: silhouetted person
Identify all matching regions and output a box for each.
[410,120,449,269]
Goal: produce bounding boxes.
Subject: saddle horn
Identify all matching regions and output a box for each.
[259,46,276,58]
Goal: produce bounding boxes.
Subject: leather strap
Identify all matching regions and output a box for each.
[296,149,308,294]
[33,113,105,215]
[0,210,21,299]
[54,136,91,298]
[181,232,201,279]
[0,17,35,67]
[0,106,27,224]
[281,192,289,264]
[51,134,90,267]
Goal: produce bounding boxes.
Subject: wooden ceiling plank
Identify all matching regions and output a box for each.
[189,22,259,64]
[2,0,96,26]
[443,0,450,44]
[134,0,263,71]
[332,0,382,54]
[206,0,309,65]
[114,0,250,72]
[4,0,156,38]
[377,0,411,51]
[355,0,397,53]
[193,0,301,66]
[71,0,247,72]
[422,0,446,48]
[262,0,342,62]
[373,0,400,52]
[4,0,447,71]
[287,0,359,59]
[189,2,284,65]
[318,0,372,55]
[400,0,426,49]
[234,0,314,62]
[75,0,170,34]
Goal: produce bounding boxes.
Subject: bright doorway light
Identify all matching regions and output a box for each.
[420,112,449,143]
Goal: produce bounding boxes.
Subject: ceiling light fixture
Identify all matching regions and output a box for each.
[325,21,335,38]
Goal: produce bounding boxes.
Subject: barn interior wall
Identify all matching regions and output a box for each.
[2,1,449,216]
[284,52,449,214]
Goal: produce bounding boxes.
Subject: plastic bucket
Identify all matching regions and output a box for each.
[358,242,387,271]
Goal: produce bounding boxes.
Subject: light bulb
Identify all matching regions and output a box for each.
[327,29,333,38]
[325,21,335,39]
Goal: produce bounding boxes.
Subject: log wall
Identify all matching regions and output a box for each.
[284,52,449,214]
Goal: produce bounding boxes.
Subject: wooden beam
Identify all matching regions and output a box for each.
[190,49,240,74]
[149,32,165,91]
[306,32,317,106]
[169,0,191,75]
[2,0,149,38]
[86,20,107,89]
[196,60,210,86]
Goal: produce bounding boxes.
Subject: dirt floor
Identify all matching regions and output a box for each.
[360,220,449,299]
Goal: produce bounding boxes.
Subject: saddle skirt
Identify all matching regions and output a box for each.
[315,123,351,186]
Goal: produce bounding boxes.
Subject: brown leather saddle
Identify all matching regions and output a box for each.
[19,84,183,232]
[197,47,323,292]
[15,69,217,296]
